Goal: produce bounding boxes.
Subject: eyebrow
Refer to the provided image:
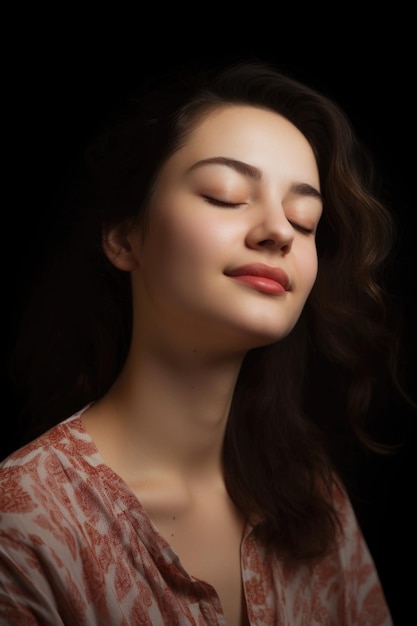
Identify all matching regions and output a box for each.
[187,156,323,201]
[188,156,262,181]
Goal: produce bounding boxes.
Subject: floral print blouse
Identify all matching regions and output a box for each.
[0,408,392,625]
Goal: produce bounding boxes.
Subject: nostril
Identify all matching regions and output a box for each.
[257,239,275,247]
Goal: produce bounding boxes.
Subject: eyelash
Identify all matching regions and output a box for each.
[290,223,315,235]
[203,196,315,235]
[203,195,241,208]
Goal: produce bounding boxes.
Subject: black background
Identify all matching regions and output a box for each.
[3,24,416,625]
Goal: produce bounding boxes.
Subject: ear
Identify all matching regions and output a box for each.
[102,222,140,271]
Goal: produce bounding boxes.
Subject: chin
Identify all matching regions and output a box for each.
[239,325,296,350]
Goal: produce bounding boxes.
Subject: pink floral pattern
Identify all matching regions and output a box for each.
[0,409,393,625]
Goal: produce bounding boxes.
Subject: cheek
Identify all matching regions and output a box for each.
[297,241,319,293]
[308,255,319,287]
[148,206,238,269]
[161,217,212,267]
[139,212,217,283]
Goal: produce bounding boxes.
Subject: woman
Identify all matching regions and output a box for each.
[0,60,406,625]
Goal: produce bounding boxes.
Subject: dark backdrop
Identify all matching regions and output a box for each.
[3,40,416,625]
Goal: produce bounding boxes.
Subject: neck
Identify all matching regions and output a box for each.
[84,343,245,482]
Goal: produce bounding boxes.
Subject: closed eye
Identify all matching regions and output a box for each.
[203,196,316,232]
[289,222,315,235]
[202,195,242,208]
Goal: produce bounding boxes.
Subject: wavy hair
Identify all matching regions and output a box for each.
[10,60,409,563]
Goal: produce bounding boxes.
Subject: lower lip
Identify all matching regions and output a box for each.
[230,275,287,295]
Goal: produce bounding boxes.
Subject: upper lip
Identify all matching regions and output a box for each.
[225,263,290,290]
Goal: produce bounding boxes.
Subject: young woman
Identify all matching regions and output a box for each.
[0,60,407,625]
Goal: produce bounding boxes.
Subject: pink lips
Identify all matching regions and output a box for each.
[225,263,290,295]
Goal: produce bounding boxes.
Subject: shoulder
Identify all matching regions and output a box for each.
[0,407,99,521]
[0,407,118,607]
[1,406,94,469]
[331,478,368,545]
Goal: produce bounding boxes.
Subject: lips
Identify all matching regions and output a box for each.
[225,263,290,294]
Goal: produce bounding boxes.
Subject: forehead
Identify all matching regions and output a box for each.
[171,105,319,183]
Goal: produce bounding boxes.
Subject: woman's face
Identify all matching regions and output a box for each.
[128,105,323,354]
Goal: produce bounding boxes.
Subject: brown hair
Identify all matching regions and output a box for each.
[10,61,410,563]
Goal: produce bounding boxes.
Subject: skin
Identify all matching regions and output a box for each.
[82,105,323,626]
[130,104,322,356]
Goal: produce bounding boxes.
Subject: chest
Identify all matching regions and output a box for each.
[144,494,249,626]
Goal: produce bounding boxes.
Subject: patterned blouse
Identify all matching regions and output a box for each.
[0,408,393,625]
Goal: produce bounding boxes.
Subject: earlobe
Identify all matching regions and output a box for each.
[102,223,140,271]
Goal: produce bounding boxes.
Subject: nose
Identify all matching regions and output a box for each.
[245,203,294,254]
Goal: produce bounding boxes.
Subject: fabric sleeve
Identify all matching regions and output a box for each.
[0,529,67,626]
[332,484,393,626]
